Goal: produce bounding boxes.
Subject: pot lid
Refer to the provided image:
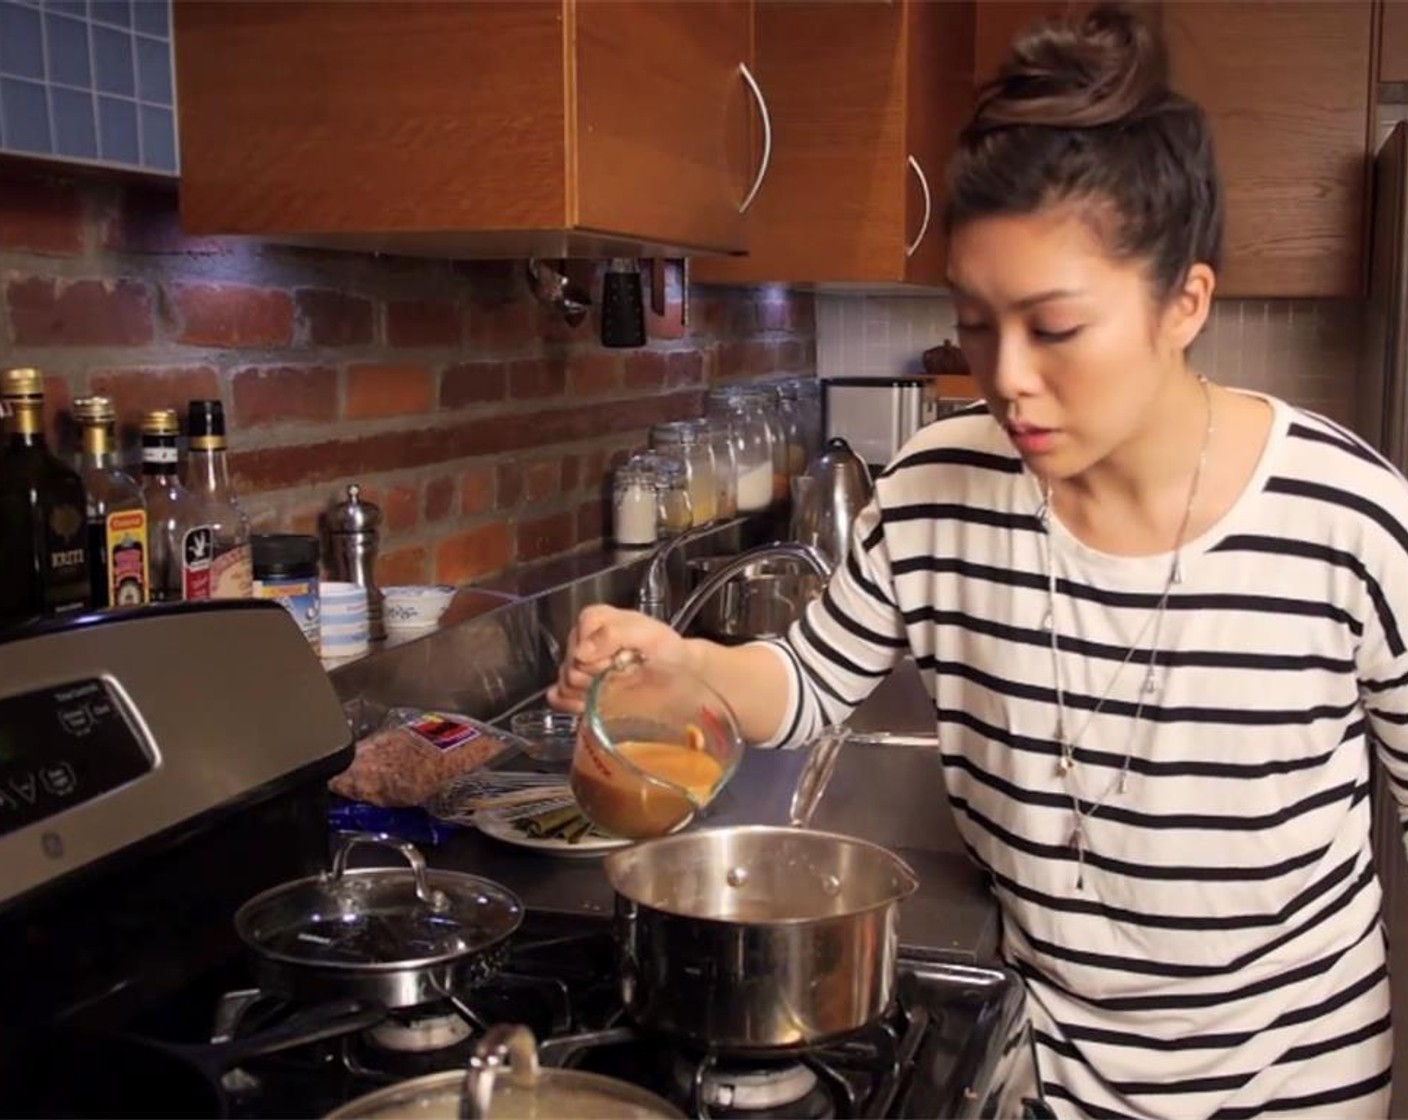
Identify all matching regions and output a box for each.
[325,1024,683,1119]
[235,833,522,971]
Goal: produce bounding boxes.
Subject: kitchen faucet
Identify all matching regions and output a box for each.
[637,528,832,634]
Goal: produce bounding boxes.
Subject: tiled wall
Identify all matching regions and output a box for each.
[0,0,177,173]
[816,293,1363,428]
[0,166,816,587]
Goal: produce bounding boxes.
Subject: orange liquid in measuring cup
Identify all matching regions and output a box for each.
[571,734,724,840]
[616,741,722,801]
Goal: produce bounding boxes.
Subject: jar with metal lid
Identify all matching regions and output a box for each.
[700,416,738,519]
[774,380,809,478]
[322,483,385,641]
[648,452,693,537]
[707,387,773,513]
[649,420,717,526]
[736,386,789,503]
[612,457,661,549]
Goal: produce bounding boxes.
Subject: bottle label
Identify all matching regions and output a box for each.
[105,509,149,607]
[211,542,253,600]
[252,575,320,649]
[142,446,178,465]
[183,526,213,601]
[46,501,89,613]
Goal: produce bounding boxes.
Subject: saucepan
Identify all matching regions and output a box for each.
[326,1023,683,1119]
[234,832,524,1011]
[603,729,918,1053]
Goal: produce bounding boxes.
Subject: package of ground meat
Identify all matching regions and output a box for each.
[329,708,518,807]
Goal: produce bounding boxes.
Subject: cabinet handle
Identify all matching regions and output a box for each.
[905,155,932,257]
[739,63,773,214]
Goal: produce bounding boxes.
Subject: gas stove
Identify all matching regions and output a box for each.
[18,911,1030,1120]
[0,606,1040,1120]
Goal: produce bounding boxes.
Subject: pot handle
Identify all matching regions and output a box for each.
[329,831,448,912]
[461,1024,541,1120]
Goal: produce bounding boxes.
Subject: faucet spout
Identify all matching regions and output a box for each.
[668,541,831,635]
[636,524,719,621]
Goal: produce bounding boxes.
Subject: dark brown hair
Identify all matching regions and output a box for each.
[945,3,1222,300]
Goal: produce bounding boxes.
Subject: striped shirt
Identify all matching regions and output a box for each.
[763,392,1404,1118]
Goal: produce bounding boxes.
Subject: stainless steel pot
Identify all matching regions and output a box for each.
[326,1023,682,1119]
[603,824,918,1053]
[684,554,823,642]
[235,832,523,1011]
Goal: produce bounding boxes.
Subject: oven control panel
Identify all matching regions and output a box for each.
[0,677,153,839]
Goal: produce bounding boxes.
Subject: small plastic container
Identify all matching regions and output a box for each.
[510,707,580,766]
[251,533,320,651]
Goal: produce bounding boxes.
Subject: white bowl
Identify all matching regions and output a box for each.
[383,584,456,627]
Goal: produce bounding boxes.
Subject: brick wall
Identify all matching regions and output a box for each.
[0,166,817,587]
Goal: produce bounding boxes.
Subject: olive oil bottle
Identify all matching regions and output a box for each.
[0,368,90,626]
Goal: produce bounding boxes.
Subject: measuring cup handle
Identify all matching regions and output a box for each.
[788,725,849,828]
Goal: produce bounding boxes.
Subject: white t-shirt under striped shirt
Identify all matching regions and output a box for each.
[762,392,1405,1118]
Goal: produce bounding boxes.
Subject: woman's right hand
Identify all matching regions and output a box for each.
[547,605,693,714]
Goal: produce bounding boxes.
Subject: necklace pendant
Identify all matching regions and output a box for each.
[1056,754,1073,777]
[1142,672,1158,694]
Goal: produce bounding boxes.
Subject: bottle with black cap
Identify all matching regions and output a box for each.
[0,367,90,624]
[182,399,252,600]
[140,408,204,602]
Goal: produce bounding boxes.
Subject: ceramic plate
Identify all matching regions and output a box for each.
[471,805,631,858]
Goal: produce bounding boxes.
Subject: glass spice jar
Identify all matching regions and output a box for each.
[707,387,774,514]
[612,457,661,548]
[650,420,717,527]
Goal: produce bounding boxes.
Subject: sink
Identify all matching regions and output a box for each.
[847,656,935,739]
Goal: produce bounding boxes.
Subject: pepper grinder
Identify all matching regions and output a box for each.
[323,483,385,641]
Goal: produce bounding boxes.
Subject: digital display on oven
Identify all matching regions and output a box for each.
[0,678,153,838]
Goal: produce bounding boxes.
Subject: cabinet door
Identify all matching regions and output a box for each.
[974,1,1066,85]
[691,1,908,284]
[1382,0,1408,83]
[904,0,974,285]
[1164,1,1373,298]
[572,0,752,253]
[175,2,570,239]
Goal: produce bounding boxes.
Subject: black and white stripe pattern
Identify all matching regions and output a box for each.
[762,394,1403,1118]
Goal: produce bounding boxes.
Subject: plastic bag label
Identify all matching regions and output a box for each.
[404,712,483,752]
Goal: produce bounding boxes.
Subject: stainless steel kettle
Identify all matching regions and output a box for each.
[789,437,874,568]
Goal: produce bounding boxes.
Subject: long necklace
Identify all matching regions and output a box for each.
[1040,375,1214,890]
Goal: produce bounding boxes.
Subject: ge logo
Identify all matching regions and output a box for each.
[41,832,64,859]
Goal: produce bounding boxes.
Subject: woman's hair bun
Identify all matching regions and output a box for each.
[970,3,1170,138]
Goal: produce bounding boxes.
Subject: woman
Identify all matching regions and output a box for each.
[552,6,1403,1116]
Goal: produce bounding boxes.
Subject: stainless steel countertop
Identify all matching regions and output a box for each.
[423,744,1000,963]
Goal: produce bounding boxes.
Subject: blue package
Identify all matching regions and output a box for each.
[328,798,461,847]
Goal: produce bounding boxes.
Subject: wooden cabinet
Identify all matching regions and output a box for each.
[1381,0,1408,82]
[1163,1,1373,298]
[974,1,1074,85]
[691,1,974,288]
[173,1,753,259]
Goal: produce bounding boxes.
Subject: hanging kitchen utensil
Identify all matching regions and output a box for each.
[234,832,523,1010]
[525,259,591,327]
[604,823,917,1053]
[601,258,647,348]
[326,1023,683,1119]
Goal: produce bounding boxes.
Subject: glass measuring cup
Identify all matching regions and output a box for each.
[571,650,745,839]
